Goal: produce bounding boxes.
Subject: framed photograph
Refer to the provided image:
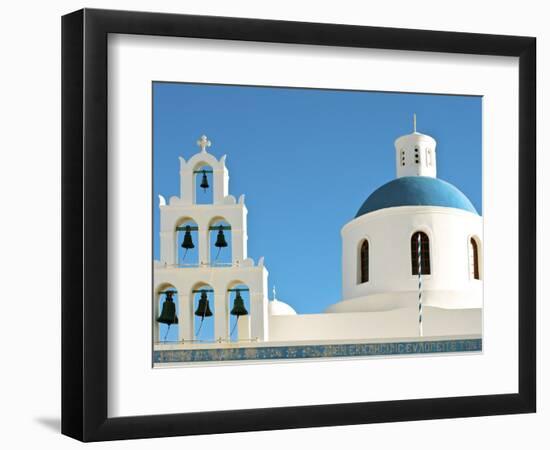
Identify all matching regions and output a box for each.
[62,8,536,441]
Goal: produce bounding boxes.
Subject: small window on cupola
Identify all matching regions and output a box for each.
[414,147,420,164]
[401,150,405,166]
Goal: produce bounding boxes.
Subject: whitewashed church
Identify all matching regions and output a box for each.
[153,119,482,351]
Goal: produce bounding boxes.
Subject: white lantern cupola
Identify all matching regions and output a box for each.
[395,114,437,178]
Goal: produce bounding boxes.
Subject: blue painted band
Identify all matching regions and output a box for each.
[154,338,482,364]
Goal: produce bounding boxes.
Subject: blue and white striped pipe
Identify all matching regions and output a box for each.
[418,233,423,337]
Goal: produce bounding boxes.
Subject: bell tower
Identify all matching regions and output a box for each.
[159,135,248,266]
[154,135,269,345]
[394,114,437,178]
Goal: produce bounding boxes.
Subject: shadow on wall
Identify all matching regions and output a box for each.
[34,416,60,433]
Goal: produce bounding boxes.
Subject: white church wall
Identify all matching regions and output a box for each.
[326,289,482,313]
[340,205,482,311]
[268,306,481,342]
[236,314,251,340]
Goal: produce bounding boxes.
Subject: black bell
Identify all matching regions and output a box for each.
[181,225,195,250]
[230,290,248,316]
[200,170,209,191]
[157,291,178,325]
[194,291,213,317]
[214,225,228,248]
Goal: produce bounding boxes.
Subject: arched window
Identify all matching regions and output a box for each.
[227,283,250,342]
[469,237,480,280]
[194,164,213,204]
[209,219,232,266]
[411,231,430,275]
[192,284,215,342]
[154,286,179,343]
[359,240,369,284]
[175,218,198,267]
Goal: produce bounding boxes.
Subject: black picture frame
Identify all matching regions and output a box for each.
[62,8,536,442]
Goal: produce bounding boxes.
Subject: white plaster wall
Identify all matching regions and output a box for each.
[340,205,483,311]
[268,306,481,341]
[327,289,481,313]
[237,314,251,340]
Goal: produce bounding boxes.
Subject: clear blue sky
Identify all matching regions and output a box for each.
[153,82,481,340]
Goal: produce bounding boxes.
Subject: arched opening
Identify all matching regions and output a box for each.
[426,148,433,166]
[411,231,431,275]
[209,218,232,266]
[194,163,213,204]
[469,237,481,280]
[154,284,179,343]
[358,239,369,284]
[192,283,215,342]
[227,282,250,342]
[175,218,198,267]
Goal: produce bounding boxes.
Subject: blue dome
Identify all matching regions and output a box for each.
[356,176,478,217]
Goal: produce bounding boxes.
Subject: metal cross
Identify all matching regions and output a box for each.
[196,135,211,152]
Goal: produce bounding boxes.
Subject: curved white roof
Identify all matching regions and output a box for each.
[268,299,297,316]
